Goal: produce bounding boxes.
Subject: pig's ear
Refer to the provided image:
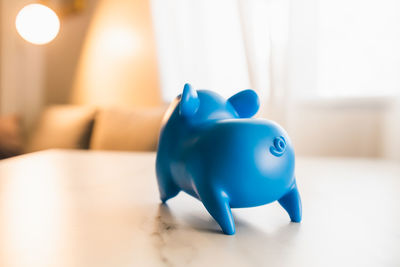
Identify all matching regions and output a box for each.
[179,83,199,118]
[228,89,259,118]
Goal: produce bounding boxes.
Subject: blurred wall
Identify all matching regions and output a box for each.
[0,0,45,130]
[381,100,400,161]
[44,0,99,105]
[0,0,2,96]
[285,100,387,158]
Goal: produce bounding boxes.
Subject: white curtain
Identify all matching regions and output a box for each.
[151,0,400,99]
[150,0,290,113]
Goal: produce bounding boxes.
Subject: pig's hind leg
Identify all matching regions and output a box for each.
[278,180,302,222]
[196,184,236,235]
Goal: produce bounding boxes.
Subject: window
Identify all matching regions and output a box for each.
[291,0,400,98]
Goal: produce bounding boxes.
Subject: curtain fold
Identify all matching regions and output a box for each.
[151,0,291,120]
[151,0,250,100]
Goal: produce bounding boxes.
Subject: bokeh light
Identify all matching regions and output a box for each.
[16,4,60,45]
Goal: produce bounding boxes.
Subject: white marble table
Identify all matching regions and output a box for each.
[0,150,399,267]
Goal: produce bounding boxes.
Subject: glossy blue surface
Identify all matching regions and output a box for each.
[156,84,302,235]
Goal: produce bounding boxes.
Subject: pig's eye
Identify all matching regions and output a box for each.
[270,136,286,157]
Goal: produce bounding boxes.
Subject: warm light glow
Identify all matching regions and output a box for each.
[16,4,60,45]
[71,0,162,107]
[98,27,138,57]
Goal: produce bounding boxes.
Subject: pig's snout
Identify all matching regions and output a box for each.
[270,136,286,157]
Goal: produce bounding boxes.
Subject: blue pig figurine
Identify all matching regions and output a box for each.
[156,84,302,235]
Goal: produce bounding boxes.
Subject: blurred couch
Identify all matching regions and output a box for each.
[0,115,23,159]
[0,105,166,159]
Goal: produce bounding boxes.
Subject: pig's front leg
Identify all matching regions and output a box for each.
[196,183,235,235]
[156,161,180,203]
[278,180,302,222]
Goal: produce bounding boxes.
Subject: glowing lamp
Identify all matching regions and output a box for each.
[16,4,60,45]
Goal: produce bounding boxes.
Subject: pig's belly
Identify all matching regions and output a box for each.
[222,173,294,208]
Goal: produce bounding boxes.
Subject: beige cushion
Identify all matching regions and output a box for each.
[26,105,96,152]
[90,107,165,151]
[0,115,23,159]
